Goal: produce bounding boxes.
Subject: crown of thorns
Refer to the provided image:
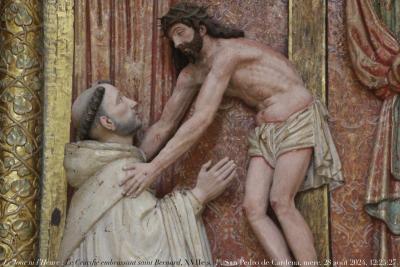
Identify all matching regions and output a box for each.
[78,86,105,140]
[160,3,210,36]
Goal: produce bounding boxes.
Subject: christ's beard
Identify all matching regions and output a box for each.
[178,30,203,64]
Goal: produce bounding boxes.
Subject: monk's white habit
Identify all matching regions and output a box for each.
[59,141,212,266]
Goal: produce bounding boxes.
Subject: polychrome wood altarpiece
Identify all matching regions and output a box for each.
[0,0,399,266]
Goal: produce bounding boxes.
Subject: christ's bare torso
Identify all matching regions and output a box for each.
[188,38,313,123]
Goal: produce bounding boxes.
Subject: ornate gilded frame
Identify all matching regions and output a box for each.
[0,0,73,264]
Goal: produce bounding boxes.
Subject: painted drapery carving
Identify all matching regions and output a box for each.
[346,0,400,259]
[0,0,42,264]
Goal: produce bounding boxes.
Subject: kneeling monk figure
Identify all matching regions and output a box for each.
[59,82,236,266]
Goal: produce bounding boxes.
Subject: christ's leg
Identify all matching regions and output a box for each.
[269,148,317,267]
[243,157,292,266]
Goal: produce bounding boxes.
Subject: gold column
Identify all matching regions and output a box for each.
[39,0,74,262]
[0,0,42,265]
[289,0,331,263]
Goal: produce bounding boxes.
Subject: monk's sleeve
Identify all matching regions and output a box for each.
[159,190,213,266]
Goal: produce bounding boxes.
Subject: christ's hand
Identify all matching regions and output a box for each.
[120,162,159,197]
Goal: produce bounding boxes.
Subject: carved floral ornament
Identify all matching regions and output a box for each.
[1,3,33,26]
[0,0,42,263]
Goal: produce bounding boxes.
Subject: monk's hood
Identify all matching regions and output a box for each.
[63,140,146,188]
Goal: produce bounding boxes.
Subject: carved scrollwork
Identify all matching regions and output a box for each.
[0,0,42,264]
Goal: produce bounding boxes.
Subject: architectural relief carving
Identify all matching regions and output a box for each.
[347,0,400,259]
[0,0,42,264]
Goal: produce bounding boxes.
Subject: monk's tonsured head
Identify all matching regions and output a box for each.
[160,2,244,74]
[72,81,142,141]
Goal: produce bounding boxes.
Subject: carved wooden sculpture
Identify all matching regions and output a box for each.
[347,0,400,259]
[59,83,235,265]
